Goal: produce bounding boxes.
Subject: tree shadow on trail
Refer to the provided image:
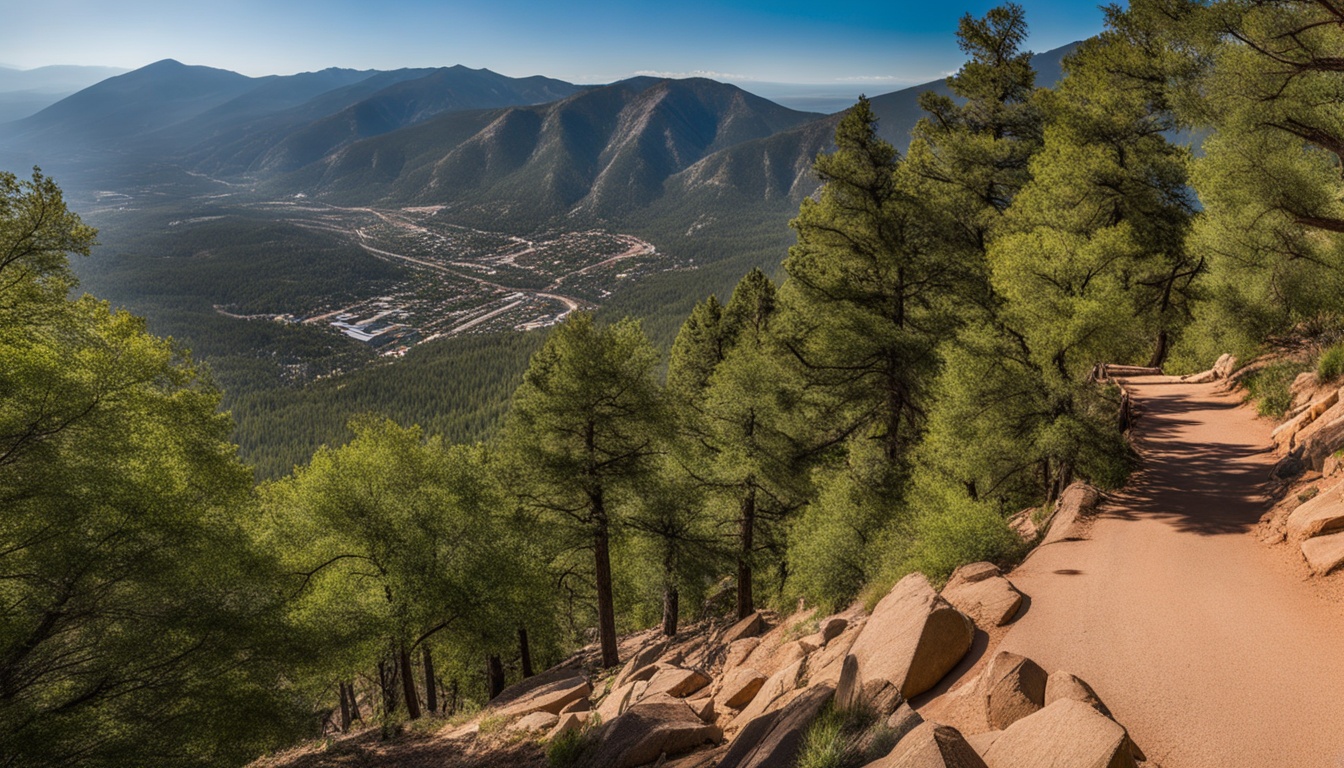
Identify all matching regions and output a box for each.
[1102,384,1277,537]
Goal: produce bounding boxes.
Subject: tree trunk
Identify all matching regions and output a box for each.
[378,659,400,716]
[662,583,679,636]
[486,654,506,700]
[338,682,351,732]
[1147,329,1169,369]
[400,645,421,720]
[448,678,460,715]
[346,681,362,722]
[518,627,534,679]
[736,484,756,620]
[593,493,620,668]
[422,646,438,714]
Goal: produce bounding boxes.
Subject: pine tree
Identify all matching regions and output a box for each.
[500,313,665,668]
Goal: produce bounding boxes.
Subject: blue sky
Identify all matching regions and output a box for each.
[2,0,1109,86]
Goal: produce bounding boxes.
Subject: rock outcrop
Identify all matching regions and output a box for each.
[844,573,975,705]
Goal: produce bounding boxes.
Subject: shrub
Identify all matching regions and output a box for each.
[1244,360,1310,418]
[547,721,598,768]
[1319,344,1344,382]
[796,704,895,768]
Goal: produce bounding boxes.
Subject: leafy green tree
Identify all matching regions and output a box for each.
[261,419,531,721]
[1171,0,1344,362]
[501,313,665,668]
[0,169,309,766]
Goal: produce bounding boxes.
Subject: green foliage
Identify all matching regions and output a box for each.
[501,312,667,664]
[547,720,599,768]
[1244,360,1311,418]
[1319,344,1344,382]
[796,703,893,768]
[0,169,311,766]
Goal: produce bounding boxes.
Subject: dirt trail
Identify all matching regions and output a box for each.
[997,376,1344,768]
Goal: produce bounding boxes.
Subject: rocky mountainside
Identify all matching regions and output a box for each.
[280,77,823,220]
[255,481,1149,768]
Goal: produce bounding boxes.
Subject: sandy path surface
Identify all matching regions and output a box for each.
[996,376,1344,768]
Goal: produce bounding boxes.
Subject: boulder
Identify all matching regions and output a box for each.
[1044,672,1111,718]
[494,674,592,718]
[716,666,767,709]
[548,711,591,741]
[1301,531,1344,575]
[724,637,760,671]
[588,693,721,768]
[1301,415,1344,471]
[820,617,849,642]
[723,612,765,645]
[1214,353,1237,379]
[941,564,1024,628]
[981,699,1137,768]
[846,572,975,701]
[732,657,805,726]
[511,711,559,733]
[645,666,711,699]
[596,679,648,723]
[867,721,988,768]
[717,684,834,768]
[984,652,1048,730]
[614,640,667,689]
[560,696,592,714]
[966,730,1003,755]
[688,696,715,722]
[887,702,925,745]
[1286,481,1344,540]
[1041,483,1103,547]
[1008,509,1040,543]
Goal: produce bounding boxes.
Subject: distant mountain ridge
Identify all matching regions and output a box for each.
[0,44,1079,224]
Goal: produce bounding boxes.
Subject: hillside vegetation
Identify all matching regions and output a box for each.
[6,1,1344,765]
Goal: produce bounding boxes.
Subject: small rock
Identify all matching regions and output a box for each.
[596,679,648,723]
[1286,481,1344,540]
[941,564,1024,628]
[1041,483,1103,546]
[984,651,1047,730]
[1301,530,1344,575]
[548,711,591,741]
[732,657,805,726]
[512,711,559,733]
[1044,671,1111,718]
[645,666,711,699]
[820,617,848,642]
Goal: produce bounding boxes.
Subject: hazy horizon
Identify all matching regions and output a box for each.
[1,0,1106,90]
